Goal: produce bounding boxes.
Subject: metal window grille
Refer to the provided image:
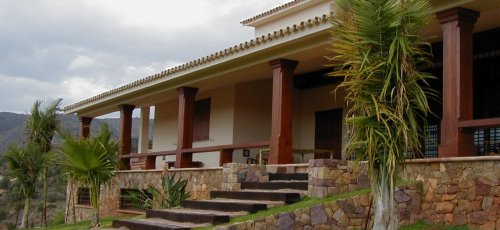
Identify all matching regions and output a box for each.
[77,187,90,205]
[424,124,440,158]
[474,128,500,156]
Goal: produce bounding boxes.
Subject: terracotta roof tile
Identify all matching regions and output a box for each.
[63,13,333,113]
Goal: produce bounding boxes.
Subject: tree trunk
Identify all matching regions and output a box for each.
[21,197,30,229]
[372,174,397,230]
[65,177,71,224]
[91,206,100,229]
[42,168,48,227]
[15,194,21,228]
[89,184,100,228]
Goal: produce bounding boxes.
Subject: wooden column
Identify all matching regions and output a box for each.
[119,104,135,170]
[219,149,233,166]
[437,8,479,157]
[268,59,298,164]
[79,116,92,139]
[175,87,198,168]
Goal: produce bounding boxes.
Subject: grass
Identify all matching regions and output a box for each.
[194,188,371,230]
[42,215,142,230]
[42,218,113,230]
[400,220,470,230]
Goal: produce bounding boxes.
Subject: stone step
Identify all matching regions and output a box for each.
[210,190,301,204]
[241,181,308,190]
[112,218,207,230]
[210,198,287,207]
[181,199,267,213]
[146,208,232,225]
[269,173,308,181]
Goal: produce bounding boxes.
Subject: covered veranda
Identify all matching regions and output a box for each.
[63,1,500,170]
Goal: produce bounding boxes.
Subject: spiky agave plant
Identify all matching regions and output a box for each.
[329,0,433,229]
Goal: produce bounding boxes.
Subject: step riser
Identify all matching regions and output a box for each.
[181,200,267,213]
[146,209,230,225]
[112,219,189,230]
[241,182,308,190]
[269,173,308,181]
[210,191,301,204]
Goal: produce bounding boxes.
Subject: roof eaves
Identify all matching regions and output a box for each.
[63,12,333,114]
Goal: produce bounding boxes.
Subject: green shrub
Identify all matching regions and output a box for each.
[49,209,65,226]
[0,209,7,221]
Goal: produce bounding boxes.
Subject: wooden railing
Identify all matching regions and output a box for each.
[458,117,500,129]
[458,118,500,155]
[120,141,270,170]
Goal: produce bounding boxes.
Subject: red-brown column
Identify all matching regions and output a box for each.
[219,149,233,166]
[119,104,135,170]
[268,59,298,164]
[437,8,479,157]
[79,116,92,139]
[175,87,198,168]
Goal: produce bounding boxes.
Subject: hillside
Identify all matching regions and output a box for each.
[0,112,153,156]
[0,112,153,228]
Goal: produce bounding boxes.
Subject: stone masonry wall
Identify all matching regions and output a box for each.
[309,159,370,198]
[215,184,421,230]
[402,156,500,230]
[66,167,222,223]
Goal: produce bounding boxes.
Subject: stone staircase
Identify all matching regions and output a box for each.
[112,172,308,230]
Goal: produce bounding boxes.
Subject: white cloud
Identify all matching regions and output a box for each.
[67,55,96,70]
[0,0,291,115]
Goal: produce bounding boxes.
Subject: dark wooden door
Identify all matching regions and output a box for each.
[315,109,343,159]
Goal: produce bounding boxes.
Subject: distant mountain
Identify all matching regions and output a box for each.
[0,112,153,156]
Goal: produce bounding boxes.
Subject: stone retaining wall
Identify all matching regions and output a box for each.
[402,156,500,230]
[66,167,222,223]
[221,163,308,191]
[308,159,370,198]
[215,184,420,230]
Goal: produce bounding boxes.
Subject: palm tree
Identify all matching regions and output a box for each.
[59,124,119,228]
[26,99,61,227]
[329,0,433,229]
[5,142,54,229]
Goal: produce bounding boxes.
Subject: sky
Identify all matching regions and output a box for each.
[0,0,291,116]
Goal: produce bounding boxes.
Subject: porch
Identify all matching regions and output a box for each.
[66,5,500,170]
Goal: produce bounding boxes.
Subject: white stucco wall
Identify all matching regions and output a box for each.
[254,0,332,37]
[152,85,236,168]
[232,79,273,163]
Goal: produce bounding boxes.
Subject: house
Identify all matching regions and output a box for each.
[63,0,500,170]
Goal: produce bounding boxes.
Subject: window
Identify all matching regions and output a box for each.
[120,189,152,211]
[193,98,211,141]
[77,187,90,205]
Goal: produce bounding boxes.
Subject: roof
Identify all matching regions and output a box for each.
[63,12,333,113]
[240,0,307,25]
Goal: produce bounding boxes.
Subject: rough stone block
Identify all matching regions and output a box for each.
[452,213,467,225]
[458,168,474,189]
[311,205,328,225]
[482,196,494,211]
[469,211,488,224]
[476,180,491,196]
[479,172,498,186]
[435,201,455,214]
